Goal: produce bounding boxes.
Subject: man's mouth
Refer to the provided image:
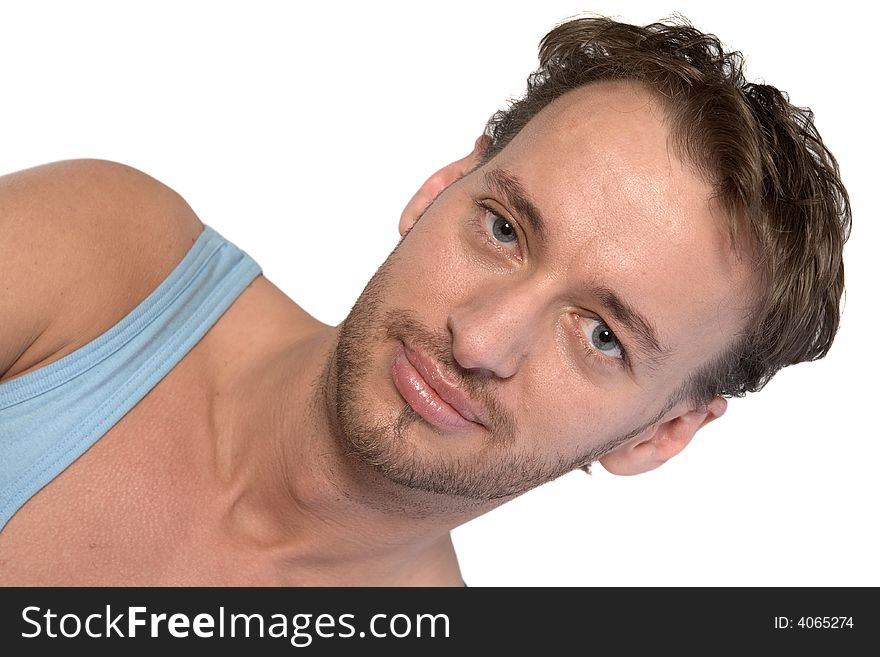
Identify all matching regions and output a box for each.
[390,341,486,431]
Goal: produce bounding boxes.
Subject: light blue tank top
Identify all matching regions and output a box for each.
[0,224,262,531]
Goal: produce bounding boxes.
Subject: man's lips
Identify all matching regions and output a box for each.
[390,342,486,431]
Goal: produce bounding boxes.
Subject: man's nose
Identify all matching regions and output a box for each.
[446,280,548,379]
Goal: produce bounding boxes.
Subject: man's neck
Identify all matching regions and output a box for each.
[207,312,477,584]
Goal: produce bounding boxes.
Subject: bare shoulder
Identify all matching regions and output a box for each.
[0,159,205,381]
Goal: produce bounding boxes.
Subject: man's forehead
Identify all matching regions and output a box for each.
[480,88,711,257]
[494,81,684,193]
[513,80,670,149]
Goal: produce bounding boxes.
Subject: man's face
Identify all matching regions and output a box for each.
[331,81,754,501]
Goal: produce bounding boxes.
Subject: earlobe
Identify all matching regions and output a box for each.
[599,397,727,476]
[398,135,490,236]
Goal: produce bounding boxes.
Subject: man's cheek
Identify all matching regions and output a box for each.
[398,244,474,309]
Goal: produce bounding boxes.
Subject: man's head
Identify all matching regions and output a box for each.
[327,15,850,503]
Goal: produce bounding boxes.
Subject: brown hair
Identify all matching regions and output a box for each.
[482,14,851,404]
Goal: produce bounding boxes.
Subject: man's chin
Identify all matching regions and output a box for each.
[336,414,555,502]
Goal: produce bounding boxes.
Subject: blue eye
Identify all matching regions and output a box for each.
[473,204,522,260]
[579,317,623,359]
[489,212,517,243]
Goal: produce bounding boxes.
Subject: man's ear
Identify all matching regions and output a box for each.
[598,397,727,476]
[398,135,490,236]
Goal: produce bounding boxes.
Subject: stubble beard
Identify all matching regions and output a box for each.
[325,243,618,502]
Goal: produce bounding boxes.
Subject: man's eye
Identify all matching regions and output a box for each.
[484,209,518,244]
[579,317,624,360]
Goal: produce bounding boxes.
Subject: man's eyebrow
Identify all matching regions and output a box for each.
[595,286,670,366]
[483,168,546,243]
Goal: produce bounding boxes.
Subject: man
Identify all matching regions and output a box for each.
[0,15,850,585]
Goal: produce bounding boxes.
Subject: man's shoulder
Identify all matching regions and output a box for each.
[0,159,204,382]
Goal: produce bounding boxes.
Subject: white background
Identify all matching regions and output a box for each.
[2,1,876,586]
